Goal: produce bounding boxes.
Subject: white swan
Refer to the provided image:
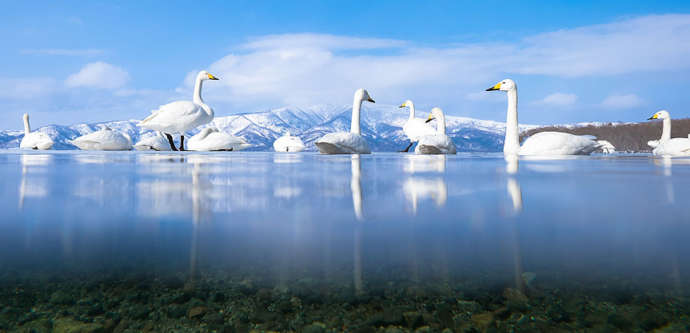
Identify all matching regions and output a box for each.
[315,89,375,154]
[133,132,172,151]
[19,114,53,150]
[273,131,305,152]
[648,110,690,156]
[187,127,251,151]
[486,79,603,156]
[70,126,132,151]
[138,70,219,151]
[415,107,457,155]
[399,100,436,152]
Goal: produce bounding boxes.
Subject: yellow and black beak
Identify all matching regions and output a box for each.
[485,82,501,91]
[425,114,434,123]
[207,73,220,80]
[648,114,658,120]
[399,104,406,108]
[367,98,375,103]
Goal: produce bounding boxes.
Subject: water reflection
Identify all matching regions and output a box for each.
[402,155,448,214]
[18,154,52,210]
[351,155,364,295]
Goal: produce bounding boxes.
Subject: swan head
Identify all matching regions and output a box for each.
[486,79,516,92]
[198,70,220,81]
[399,100,414,109]
[425,107,444,123]
[355,88,375,103]
[648,110,670,120]
[23,113,29,121]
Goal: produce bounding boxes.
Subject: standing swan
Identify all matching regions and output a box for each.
[315,88,375,154]
[416,107,457,154]
[486,79,603,156]
[138,70,219,151]
[647,110,690,156]
[399,100,436,152]
[20,114,53,150]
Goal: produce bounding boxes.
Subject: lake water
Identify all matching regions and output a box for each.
[1,151,689,332]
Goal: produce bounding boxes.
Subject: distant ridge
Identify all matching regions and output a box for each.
[0,104,536,152]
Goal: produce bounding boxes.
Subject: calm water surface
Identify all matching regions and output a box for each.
[1,151,689,331]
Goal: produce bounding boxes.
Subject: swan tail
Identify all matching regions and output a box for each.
[315,142,345,154]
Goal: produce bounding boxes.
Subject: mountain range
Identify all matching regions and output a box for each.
[0,104,537,152]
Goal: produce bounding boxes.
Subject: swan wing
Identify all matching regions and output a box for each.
[315,132,370,154]
[520,132,600,155]
[415,134,457,154]
[139,101,203,133]
[653,138,690,156]
[20,132,54,150]
[404,119,437,142]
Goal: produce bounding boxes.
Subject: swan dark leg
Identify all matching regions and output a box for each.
[165,133,178,151]
[179,135,185,151]
[400,142,414,153]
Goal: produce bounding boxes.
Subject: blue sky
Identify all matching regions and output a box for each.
[2,1,690,128]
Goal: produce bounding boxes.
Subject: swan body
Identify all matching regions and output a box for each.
[138,70,219,150]
[71,126,132,151]
[647,110,690,156]
[315,88,375,154]
[187,127,250,151]
[400,100,436,152]
[19,114,53,150]
[596,140,616,154]
[486,79,602,156]
[415,107,457,155]
[273,132,305,152]
[133,132,172,151]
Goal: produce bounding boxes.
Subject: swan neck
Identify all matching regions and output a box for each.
[661,118,671,141]
[351,96,362,134]
[504,88,520,155]
[436,112,446,135]
[23,115,30,135]
[408,102,415,120]
[193,76,204,105]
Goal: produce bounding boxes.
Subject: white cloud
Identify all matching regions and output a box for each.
[65,62,130,89]
[21,49,104,56]
[186,14,690,110]
[601,94,644,109]
[534,93,577,107]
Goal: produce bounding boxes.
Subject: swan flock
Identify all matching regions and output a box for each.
[16,69,670,157]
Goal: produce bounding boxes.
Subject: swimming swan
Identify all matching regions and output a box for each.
[315,89,375,154]
[399,100,436,152]
[187,127,250,151]
[70,126,132,151]
[273,131,305,152]
[133,132,172,151]
[19,114,53,150]
[647,110,690,156]
[138,70,219,151]
[415,107,457,155]
[486,79,603,156]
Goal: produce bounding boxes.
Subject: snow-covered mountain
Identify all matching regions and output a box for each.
[0,104,536,152]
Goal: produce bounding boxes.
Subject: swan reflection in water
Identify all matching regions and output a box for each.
[402,155,448,215]
[351,155,364,295]
[505,155,525,292]
[18,154,52,210]
[652,156,690,205]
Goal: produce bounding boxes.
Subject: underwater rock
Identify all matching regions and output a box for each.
[187,306,208,320]
[50,290,75,305]
[53,317,104,333]
[403,311,425,328]
[471,312,494,330]
[302,322,327,333]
